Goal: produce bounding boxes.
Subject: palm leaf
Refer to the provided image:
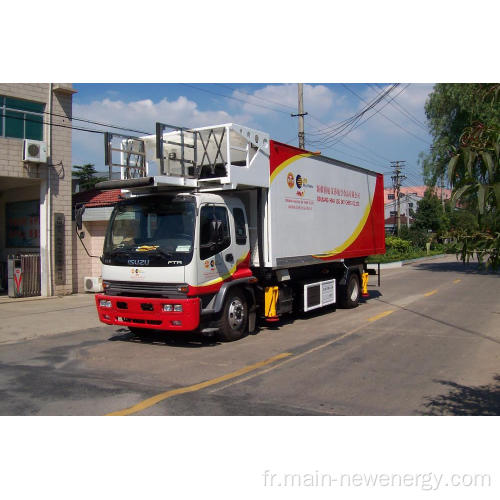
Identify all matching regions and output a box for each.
[451,184,473,207]
[480,151,494,182]
[477,184,487,215]
[447,154,460,186]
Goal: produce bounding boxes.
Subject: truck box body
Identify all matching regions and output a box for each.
[241,140,385,269]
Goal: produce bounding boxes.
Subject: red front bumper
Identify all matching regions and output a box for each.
[95,294,201,331]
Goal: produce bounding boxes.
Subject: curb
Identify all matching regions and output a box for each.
[367,254,448,270]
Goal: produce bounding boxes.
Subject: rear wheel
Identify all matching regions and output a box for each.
[217,288,248,342]
[338,273,360,309]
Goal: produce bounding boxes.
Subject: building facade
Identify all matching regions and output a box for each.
[0,83,76,296]
[72,189,122,293]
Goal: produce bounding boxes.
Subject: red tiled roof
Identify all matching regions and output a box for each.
[384,215,413,224]
[73,189,123,208]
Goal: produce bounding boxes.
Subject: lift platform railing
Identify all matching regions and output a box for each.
[104,132,147,180]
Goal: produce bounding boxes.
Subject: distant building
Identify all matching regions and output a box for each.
[72,189,123,292]
[383,186,451,234]
[384,186,451,205]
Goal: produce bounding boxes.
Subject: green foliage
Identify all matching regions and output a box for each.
[398,225,429,248]
[443,86,500,269]
[421,84,500,185]
[447,231,500,270]
[385,236,411,253]
[73,163,107,192]
[413,190,445,232]
[448,208,478,233]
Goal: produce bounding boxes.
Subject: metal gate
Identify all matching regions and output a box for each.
[7,253,41,298]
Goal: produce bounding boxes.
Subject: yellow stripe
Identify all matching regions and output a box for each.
[199,251,250,287]
[453,279,461,284]
[270,153,313,184]
[368,310,395,322]
[106,352,293,416]
[424,289,438,297]
[312,195,373,258]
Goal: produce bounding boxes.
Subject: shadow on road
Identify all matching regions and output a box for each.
[107,292,382,347]
[421,375,500,415]
[108,329,221,348]
[413,260,499,275]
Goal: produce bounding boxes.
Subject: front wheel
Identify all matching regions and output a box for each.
[217,288,248,342]
[338,273,360,309]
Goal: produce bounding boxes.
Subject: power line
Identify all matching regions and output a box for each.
[181,83,291,115]
[369,83,428,131]
[341,84,431,145]
[307,84,408,147]
[35,108,152,135]
[305,84,400,139]
[0,112,107,135]
[216,84,298,112]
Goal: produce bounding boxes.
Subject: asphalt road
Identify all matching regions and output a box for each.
[1,255,499,416]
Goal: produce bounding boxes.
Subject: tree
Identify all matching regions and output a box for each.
[445,88,500,269]
[420,84,500,185]
[413,190,446,233]
[73,164,107,192]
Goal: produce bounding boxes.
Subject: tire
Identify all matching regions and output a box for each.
[338,273,360,309]
[217,288,248,342]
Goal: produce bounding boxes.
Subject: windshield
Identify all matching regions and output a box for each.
[103,197,195,266]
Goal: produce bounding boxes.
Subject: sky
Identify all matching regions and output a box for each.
[71,83,435,187]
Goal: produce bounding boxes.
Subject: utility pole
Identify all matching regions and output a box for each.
[390,161,406,235]
[291,83,308,149]
[440,173,445,209]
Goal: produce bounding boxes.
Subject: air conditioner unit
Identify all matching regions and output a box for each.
[84,276,103,293]
[23,139,47,163]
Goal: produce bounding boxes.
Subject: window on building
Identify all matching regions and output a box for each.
[408,203,414,208]
[387,193,395,200]
[390,211,398,217]
[0,96,44,141]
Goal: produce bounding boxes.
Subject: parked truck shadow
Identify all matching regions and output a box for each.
[107,291,383,347]
[108,329,221,348]
[420,375,500,415]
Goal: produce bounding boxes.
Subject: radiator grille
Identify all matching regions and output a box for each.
[104,280,186,298]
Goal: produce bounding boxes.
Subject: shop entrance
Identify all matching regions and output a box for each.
[0,176,41,296]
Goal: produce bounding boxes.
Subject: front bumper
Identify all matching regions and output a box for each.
[95,294,201,331]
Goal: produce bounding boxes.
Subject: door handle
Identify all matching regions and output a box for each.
[225,253,234,263]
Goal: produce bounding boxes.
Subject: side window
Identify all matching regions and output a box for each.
[199,205,231,260]
[233,207,247,245]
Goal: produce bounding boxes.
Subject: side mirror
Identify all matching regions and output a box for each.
[75,204,85,231]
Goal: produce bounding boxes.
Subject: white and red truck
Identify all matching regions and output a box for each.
[78,122,385,341]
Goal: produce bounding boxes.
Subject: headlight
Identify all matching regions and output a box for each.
[174,304,183,312]
[163,304,173,312]
[99,299,112,308]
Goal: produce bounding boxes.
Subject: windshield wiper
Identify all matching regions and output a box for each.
[151,248,174,259]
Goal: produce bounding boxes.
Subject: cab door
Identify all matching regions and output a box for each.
[196,204,234,288]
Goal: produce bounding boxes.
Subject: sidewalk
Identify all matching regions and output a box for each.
[0,293,102,345]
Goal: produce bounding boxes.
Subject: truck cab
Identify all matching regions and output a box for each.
[95,191,255,340]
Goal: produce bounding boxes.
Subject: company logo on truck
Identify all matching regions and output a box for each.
[291,173,313,197]
[287,172,295,189]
